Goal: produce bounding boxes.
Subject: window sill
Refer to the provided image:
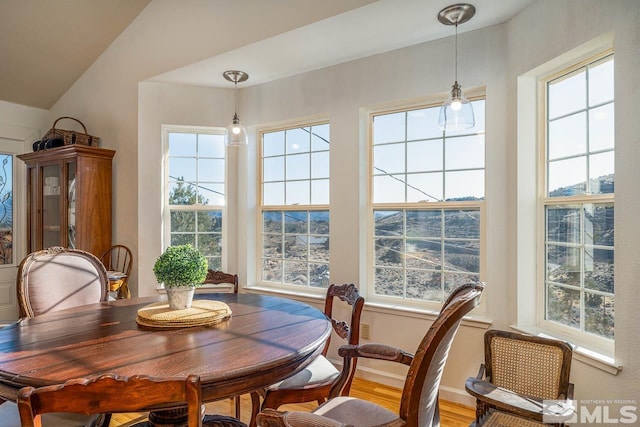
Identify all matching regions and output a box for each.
[245,286,492,329]
[510,325,622,375]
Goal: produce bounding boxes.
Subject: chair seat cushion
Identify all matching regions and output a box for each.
[312,396,404,427]
[269,356,339,390]
[0,400,100,426]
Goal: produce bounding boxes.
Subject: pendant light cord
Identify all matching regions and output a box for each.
[454,20,458,82]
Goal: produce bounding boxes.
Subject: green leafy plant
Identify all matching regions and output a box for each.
[153,244,208,288]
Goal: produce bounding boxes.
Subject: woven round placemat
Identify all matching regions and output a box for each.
[136,300,232,329]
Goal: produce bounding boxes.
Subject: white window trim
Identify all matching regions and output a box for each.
[256,120,330,294]
[516,35,619,370]
[366,98,487,314]
[161,124,228,271]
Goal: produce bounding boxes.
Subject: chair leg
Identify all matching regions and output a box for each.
[235,396,241,420]
[249,391,262,427]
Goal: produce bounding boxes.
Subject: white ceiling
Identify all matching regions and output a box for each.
[0,0,534,109]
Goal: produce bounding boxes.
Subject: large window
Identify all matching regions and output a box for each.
[259,123,330,289]
[542,53,614,341]
[164,128,226,270]
[371,100,485,305]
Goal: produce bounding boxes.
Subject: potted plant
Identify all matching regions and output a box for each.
[153,244,208,309]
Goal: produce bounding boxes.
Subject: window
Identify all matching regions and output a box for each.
[164,128,226,270]
[259,123,330,289]
[542,53,614,341]
[370,100,485,305]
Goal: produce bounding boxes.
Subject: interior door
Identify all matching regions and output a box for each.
[0,138,24,322]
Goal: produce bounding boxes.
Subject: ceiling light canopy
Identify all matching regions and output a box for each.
[437,3,476,131]
[223,70,249,146]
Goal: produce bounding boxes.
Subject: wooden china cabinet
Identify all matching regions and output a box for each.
[18,145,115,258]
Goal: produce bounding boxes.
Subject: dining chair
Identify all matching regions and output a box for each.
[100,244,133,299]
[465,329,574,426]
[256,282,485,427]
[17,374,203,427]
[249,283,365,427]
[17,246,109,318]
[201,269,239,293]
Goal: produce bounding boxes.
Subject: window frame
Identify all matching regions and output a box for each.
[537,50,615,354]
[161,125,228,272]
[367,98,486,312]
[257,120,330,293]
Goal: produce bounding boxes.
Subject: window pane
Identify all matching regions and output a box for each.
[311,124,330,151]
[445,135,485,170]
[0,154,12,264]
[311,151,329,179]
[373,112,405,144]
[263,182,284,205]
[286,153,310,180]
[589,151,614,194]
[589,57,614,106]
[169,158,196,181]
[309,238,329,262]
[171,211,195,232]
[548,112,587,160]
[311,179,329,204]
[444,210,480,239]
[375,238,404,267]
[264,131,285,156]
[309,211,330,234]
[169,133,196,156]
[374,211,401,237]
[263,234,282,258]
[443,272,478,294]
[407,139,442,173]
[584,204,614,246]
[171,234,195,246]
[585,293,614,338]
[407,107,442,140]
[309,263,330,288]
[548,156,586,196]
[263,156,285,182]
[407,173,443,203]
[168,182,198,205]
[263,259,282,282]
[445,170,484,200]
[198,159,224,182]
[584,247,614,292]
[589,103,614,151]
[406,210,441,238]
[263,211,282,233]
[407,271,442,302]
[197,211,222,232]
[285,235,308,259]
[546,206,580,244]
[373,174,405,203]
[547,244,581,287]
[374,143,405,174]
[284,261,308,286]
[198,234,221,257]
[374,267,403,296]
[197,134,224,157]
[199,184,225,206]
[444,240,479,273]
[286,181,310,205]
[284,211,308,234]
[547,284,580,329]
[406,238,441,270]
[286,127,310,153]
[548,70,586,119]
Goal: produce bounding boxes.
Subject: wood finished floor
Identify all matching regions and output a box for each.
[110,377,475,426]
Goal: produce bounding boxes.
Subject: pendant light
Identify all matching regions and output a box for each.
[223,70,249,146]
[437,4,476,131]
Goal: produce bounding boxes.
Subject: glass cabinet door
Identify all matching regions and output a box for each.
[67,162,77,249]
[41,164,62,249]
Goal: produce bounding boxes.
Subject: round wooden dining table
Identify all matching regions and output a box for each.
[0,293,331,425]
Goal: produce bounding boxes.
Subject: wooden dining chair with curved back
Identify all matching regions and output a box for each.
[201,269,239,293]
[256,282,485,427]
[249,283,365,427]
[17,246,109,318]
[17,374,203,427]
[100,244,133,299]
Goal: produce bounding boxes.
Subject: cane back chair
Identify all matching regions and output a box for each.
[100,244,133,299]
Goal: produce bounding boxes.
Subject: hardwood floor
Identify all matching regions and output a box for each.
[110,377,475,426]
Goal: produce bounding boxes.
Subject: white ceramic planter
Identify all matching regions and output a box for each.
[166,287,195,309]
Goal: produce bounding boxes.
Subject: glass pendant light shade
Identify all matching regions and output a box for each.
[437,4,476,131]
[438,81,475,130]
[225,113,248,146]
[223,70,249,146]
